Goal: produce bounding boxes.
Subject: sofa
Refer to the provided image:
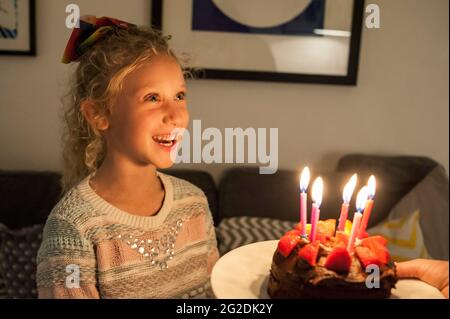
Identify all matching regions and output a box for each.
[0,154,448,298]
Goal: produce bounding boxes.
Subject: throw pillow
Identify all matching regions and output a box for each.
[384,165,449,260]
[0,223,44,298]
[368,210,430,262]
[215,216,296,255]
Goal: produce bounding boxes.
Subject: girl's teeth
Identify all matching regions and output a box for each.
[153,134,180,144]
[155,138,174,147]
[154,135,176,141]
[153,132,182,148]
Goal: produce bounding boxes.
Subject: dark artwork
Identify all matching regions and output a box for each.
[192,0,325,36]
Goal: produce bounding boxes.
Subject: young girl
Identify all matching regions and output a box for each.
[36,15,219,298]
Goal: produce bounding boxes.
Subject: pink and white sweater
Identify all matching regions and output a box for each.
[36,172,219,298]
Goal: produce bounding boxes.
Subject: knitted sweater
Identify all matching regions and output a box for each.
[36,172,219,298]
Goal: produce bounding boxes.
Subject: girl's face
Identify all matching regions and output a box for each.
[104,54,189,169]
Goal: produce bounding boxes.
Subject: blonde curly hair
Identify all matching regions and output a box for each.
[61,25,182,193]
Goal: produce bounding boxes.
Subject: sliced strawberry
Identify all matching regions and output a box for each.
[361,235,388,247]
[324,246,352,272]
[365,242,391,264]
[277,235,302,257]
[298,241,320,266]
[284,229,302,238]
[359,230,370,239]
[377,247,390,264]
[361,239,390,264]
[335,231,349,246]
[355,246,382,268]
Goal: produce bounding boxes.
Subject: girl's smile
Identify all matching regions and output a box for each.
[152,130,184,152]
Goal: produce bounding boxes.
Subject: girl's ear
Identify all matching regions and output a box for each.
[80,100,110,131]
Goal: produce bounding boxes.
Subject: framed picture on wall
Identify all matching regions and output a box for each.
[0,0,36,55]
[152,0,365,85]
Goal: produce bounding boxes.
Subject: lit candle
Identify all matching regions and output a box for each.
[299,167,311,238]
[309,177,324,242]
[337,174,357,231]
[358,175,376,238]
[347,186,368,253]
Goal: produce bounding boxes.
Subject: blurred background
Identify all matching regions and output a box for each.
[0,0,448,182]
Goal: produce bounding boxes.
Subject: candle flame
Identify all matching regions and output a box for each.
[299,166,310,192]
[356,186,368,212]
[342,174,357,203]
[367,175,376,199]
[311,177,324,208]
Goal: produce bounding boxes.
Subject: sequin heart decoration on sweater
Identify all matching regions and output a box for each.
[116,219,183,270]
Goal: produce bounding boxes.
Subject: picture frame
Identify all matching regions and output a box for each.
[0,0,36,56]
[152,0,365,85]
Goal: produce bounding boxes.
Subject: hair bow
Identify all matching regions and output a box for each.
[62,15,135,64]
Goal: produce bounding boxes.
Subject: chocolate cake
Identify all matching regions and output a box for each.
[267,219,397,299]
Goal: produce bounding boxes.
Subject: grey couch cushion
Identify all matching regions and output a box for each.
[218,167,355,223]
[387,165,449,260]
[336,154,438,226]
[0,171,62,229]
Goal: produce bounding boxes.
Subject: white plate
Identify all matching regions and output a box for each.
[211,240,444,299]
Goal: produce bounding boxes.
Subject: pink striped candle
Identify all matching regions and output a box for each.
[337,202,350,232]
[310,203,320,242]
[358,175,376,238]
[337,174,357,231]
[347,212,362,254]
[300,193,307,237]
[309,177,323,242]
[347,186,368,253]
[299,167,310,237]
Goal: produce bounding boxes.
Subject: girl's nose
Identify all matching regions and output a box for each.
[162,102,188,128]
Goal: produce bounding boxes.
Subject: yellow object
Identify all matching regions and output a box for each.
[368,210,430,262]
[306,224,311,233]
[344,220,352,235]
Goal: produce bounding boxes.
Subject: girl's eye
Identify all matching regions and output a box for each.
[175,92,186,101]
[144,94,160,102]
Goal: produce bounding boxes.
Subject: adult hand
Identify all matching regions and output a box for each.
[396,259,449,298]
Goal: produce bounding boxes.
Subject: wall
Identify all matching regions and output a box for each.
[0,0,448,183]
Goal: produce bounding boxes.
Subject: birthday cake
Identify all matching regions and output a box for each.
[267,219,398,299]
